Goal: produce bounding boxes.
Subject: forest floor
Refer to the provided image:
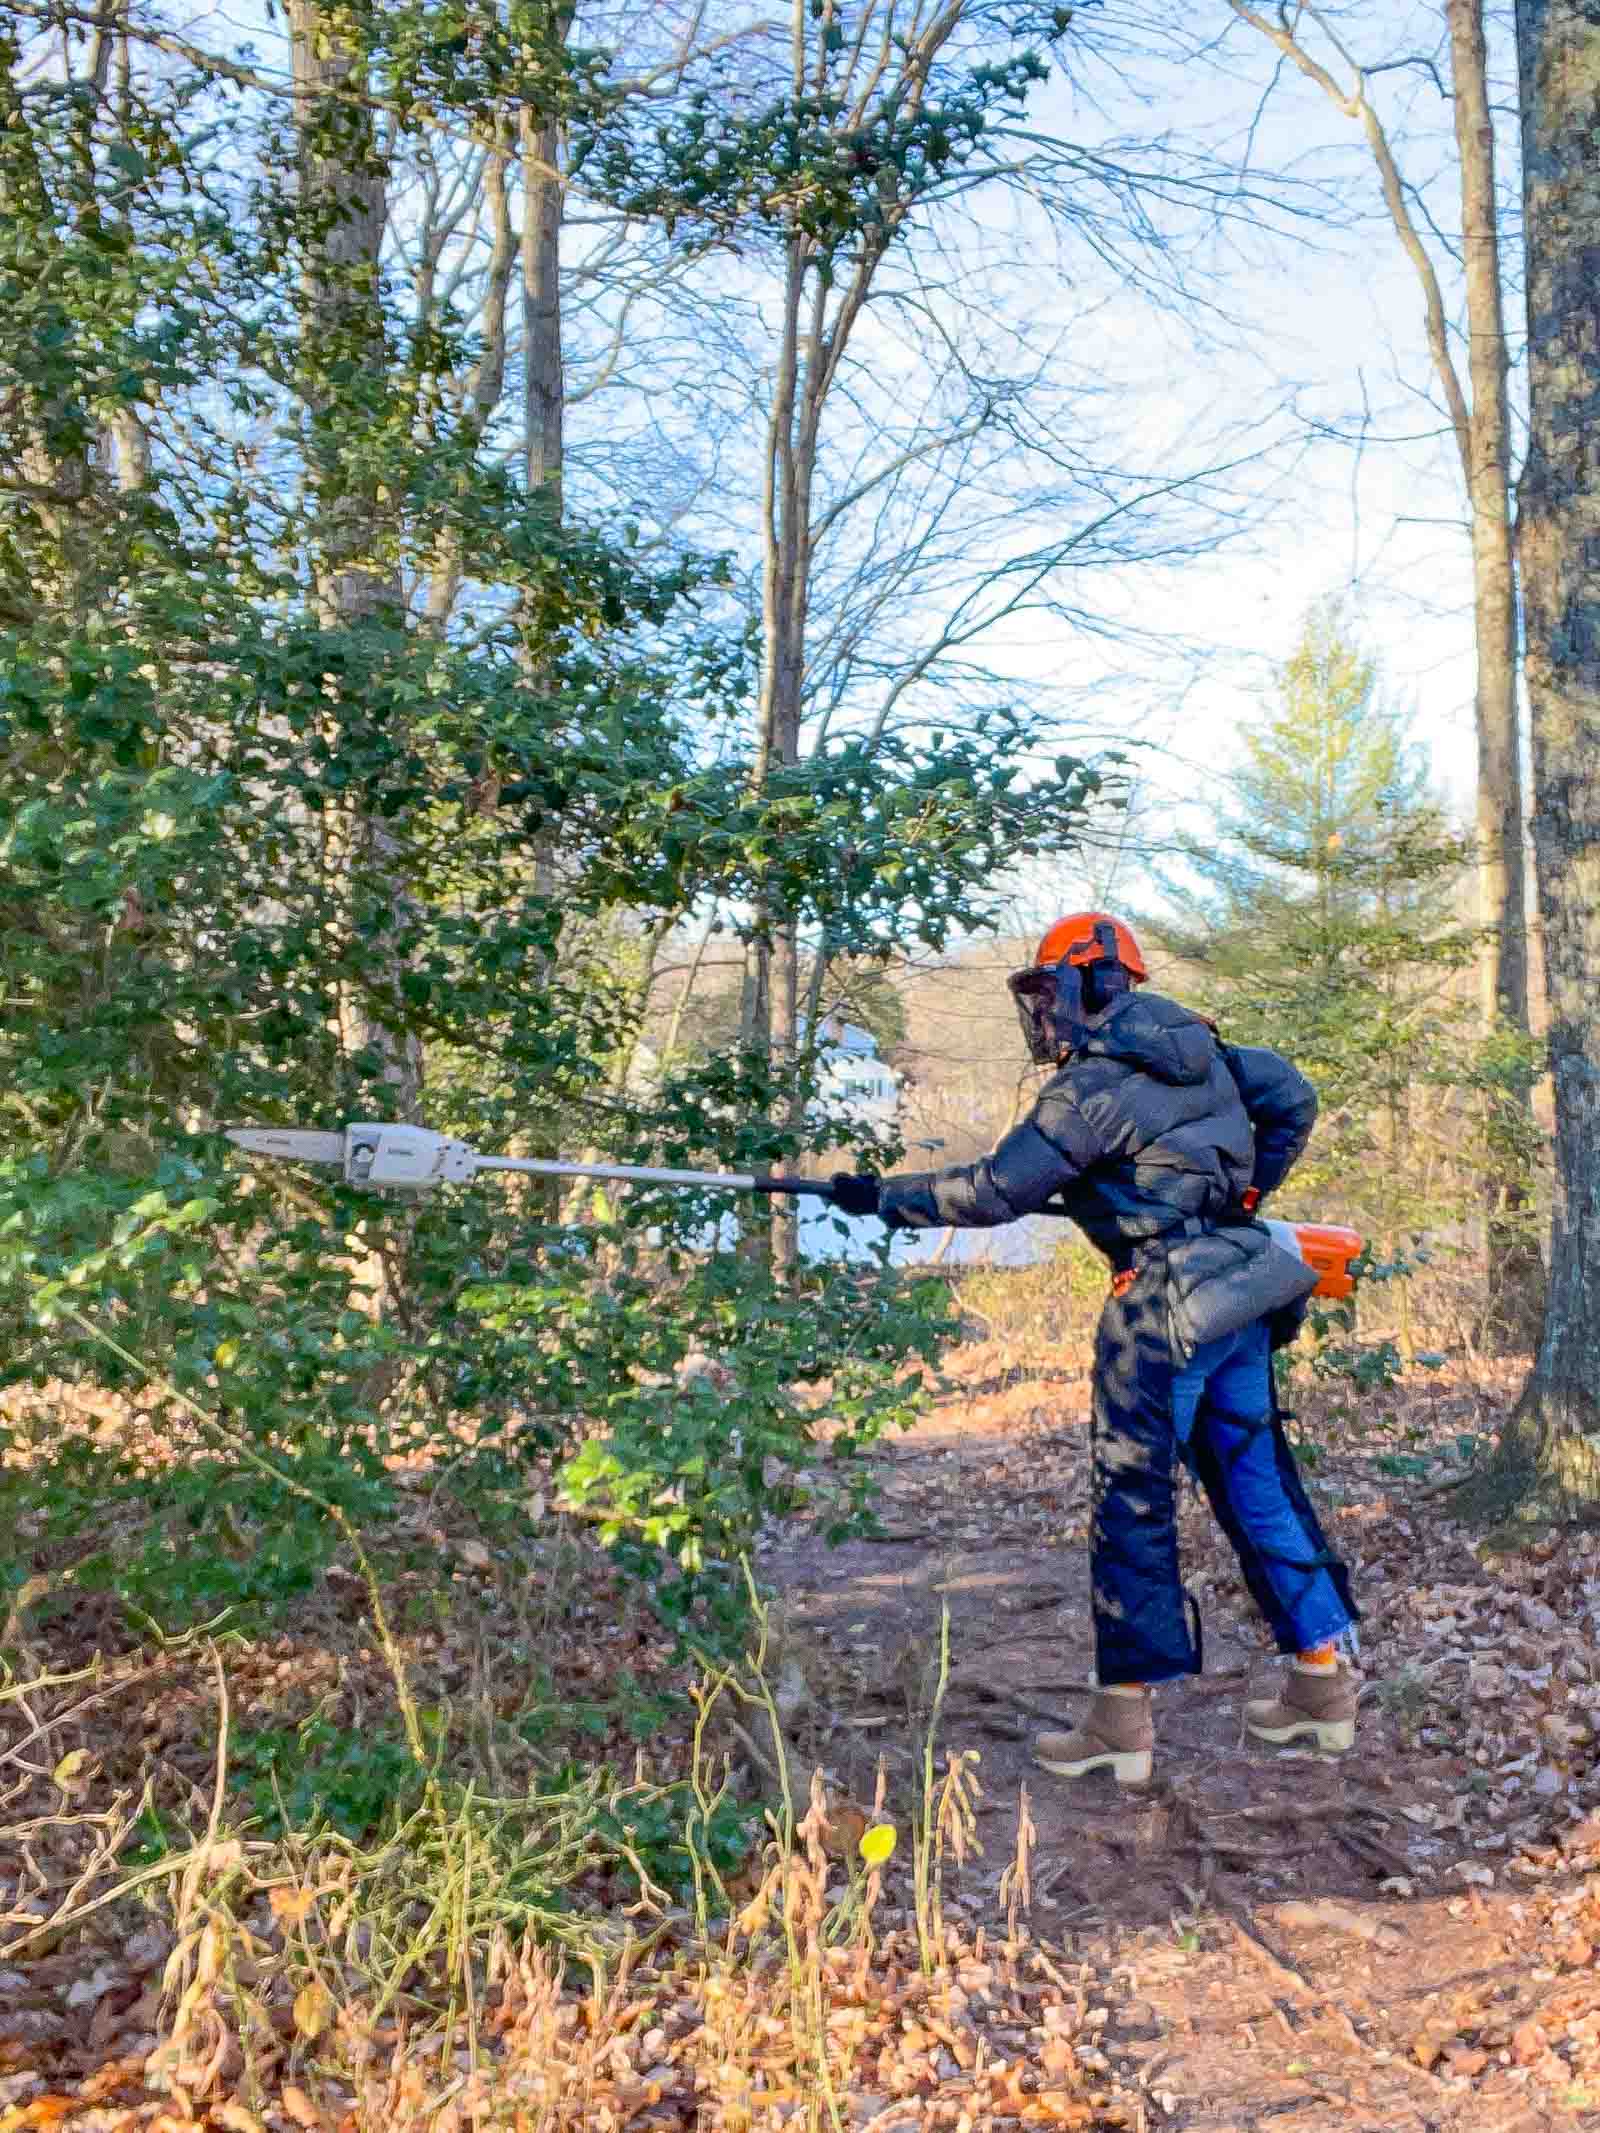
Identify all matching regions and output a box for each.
[5,1332,1600,2132]
[754,1336,1600,2131]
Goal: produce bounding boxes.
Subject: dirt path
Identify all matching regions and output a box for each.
[756,1343,1600,2129]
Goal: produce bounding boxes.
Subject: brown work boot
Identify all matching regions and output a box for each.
[1033,1689,1153,1785]
[1244,1659,1358,1754]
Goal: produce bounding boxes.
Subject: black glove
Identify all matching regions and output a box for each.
[1267,1297,1310,1351]
[829,1171,882,1219]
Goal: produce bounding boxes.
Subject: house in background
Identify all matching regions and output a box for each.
[630,1011,901,1138]
[805,1012,900,1135]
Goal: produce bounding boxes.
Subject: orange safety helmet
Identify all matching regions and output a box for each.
[1033,912,1148,981]
[1010,913,1147,1064]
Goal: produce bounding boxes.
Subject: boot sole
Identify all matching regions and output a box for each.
[1032,1746,1153,1784]
[1245,1715,1355,1754]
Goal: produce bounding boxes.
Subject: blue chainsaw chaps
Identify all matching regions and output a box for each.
[1088,1267,1357,1687]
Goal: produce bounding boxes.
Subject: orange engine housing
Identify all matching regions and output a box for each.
[1266,1220,1363,1301]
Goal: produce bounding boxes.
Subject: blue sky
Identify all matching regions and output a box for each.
[561,2,1510,858]
[196,0,1510,844]
[1003,2,1517,833]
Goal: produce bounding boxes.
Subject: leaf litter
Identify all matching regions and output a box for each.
[4,1342,1600,2128]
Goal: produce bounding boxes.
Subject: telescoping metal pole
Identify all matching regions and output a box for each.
[472,1155,837,1196]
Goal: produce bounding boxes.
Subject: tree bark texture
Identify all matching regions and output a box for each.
[1447,0,1544,1349]
[1447,0,1530,1035]
[289,0,393,624]
[288,0,421,1118]
[521,104,564,505]
[1493,0,1600,1505]
[107,32,152,496]
[2,34,95,598]
[518,76,567,1055]
[744,239,811,1273]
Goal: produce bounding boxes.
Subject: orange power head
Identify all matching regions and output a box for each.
[1266,1220,1364,1301]
[1034,912,1148,982]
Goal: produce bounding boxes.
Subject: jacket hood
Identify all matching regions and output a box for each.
[1076,991,1216,1086]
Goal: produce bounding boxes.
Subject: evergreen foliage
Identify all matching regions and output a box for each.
[1154,606,1483,1250]
[0,6,1103,1643]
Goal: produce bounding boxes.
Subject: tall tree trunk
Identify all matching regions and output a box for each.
[1477,0,1600,1513]
[519,91,563,921]
[107,30,151,495]
[743,238,810,1272]
[1448,0,1542,1350]
[288,0,392,622]
[2,33,95,602]
[1228,0,1543,1347]
[289,0,421,1120]
[737,0,965,1270]
[515,65,572,1210]
[521,104,564,506]
[424,134,515,627]
[1447,0,1528,1039]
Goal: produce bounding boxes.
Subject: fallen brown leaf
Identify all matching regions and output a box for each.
[1443,2044,1489,2077]
[277,2086,326,2132]
[211,2105,266,2133]
[76,2057,146,2104]
[268,1887,318,1927]
[1510,2017,1546,2065]
[1273,1899,1402,1950]
[292,1982,335,2042]
[0,2102,78,2133]
[1020,2093,1094,2127]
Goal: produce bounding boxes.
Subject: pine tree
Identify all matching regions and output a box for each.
[1155,606,1479,1258]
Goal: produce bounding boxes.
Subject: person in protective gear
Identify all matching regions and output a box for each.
[831,912,1359,1783]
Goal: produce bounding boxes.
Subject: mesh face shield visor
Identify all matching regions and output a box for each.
[1008,961,1087,1064]
[1010,918,1131,1063]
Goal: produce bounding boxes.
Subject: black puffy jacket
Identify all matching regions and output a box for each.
[879,992,1316,1273]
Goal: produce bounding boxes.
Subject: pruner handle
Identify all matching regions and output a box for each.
[750,1175,837,1200]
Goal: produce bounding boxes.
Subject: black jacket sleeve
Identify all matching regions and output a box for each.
[877,1078,1105,1230]
[1221,1042,1317,1199]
